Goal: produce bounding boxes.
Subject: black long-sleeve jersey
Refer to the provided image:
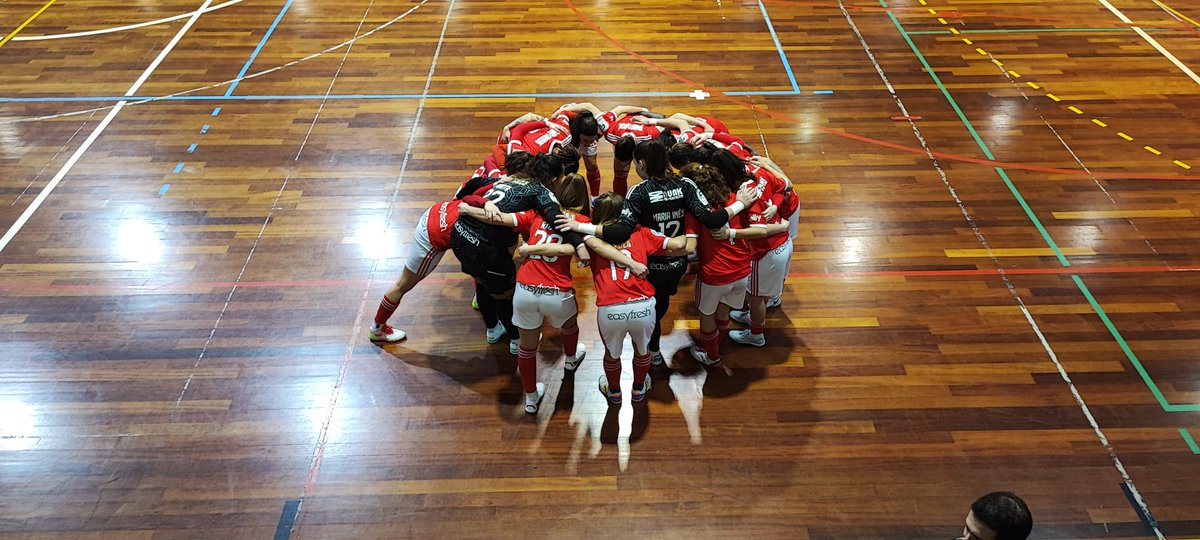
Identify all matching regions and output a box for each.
[452,177,583,250]
[599,176,729,270]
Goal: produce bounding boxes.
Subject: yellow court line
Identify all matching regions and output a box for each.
[945,247,1096,258]
[1175,160,1192,169]
[1052,209,1194,219]
[1026,81,1040,89]
[1091,119,1108,127]
[0,0,56,47]
[1117,132,1133,141]
[1007,70,1021,78]
[1145,146,1163,155]
[1067,105,1083,114]
[1153,0,1200,28]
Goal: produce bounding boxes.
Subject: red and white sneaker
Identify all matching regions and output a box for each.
[369,324,407,342]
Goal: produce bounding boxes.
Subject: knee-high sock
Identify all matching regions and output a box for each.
[633,352,651,387]
[604,356,622,391]
[495,295,520,340]
[475,283,499,328]
[374,295,398,326]
[649,292,671,352]
[587,166,602,196]
[702,328,721,361]
[518,346,538,393]
[561,324,579,357]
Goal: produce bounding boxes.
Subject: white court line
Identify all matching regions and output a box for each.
[12,0,244,42]
[1097,0,1200,86]
[0,0,215,254]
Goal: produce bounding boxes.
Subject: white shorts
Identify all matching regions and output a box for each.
[513,284,578,330]
[787,205,799,240]
[596,298,655,358]
[695,276,749,316]
[584,140,599,157]
[404,208,445,277]
[749,238,792,298]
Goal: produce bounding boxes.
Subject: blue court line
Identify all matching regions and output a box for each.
[172,162,185,174]
[159,184,170,195]
[273,499,302,540]
[0,90,815,103]
[758,0,800,93]
[226,0,295,96]
[211,107,221,116]
[200,124,209,133]
[187,143,197,153]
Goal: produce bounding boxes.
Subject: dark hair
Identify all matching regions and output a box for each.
[633,139,670,179]
[972,492,1032,540]
[569,111,599,146]
[710,148,752,192]
[504,151,533,178]
[681,163,728,208]
[691,141,719,165]
[553,144,580,175]
[656,129,678,148]
[555,173,589,216]
[668,142,693,170]
[614,137,637,162]
[528,153,564,186]
[591,192,624,226]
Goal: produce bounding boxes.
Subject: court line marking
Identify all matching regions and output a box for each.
[1181,428,1200,454]
[1153,0,1200,28]
[0,90,805,102]
[558,0,1195,182]
[762,0,1194,30]
[1097,0,1200,86]
[0,0,56,47]
[881,4,1166,533]
[226,0,295,96]
[0,0,215,255]
[11,0,245,42]
[298,0,456,516]
[758,0,800,93]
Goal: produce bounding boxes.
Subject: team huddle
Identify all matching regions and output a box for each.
[367,102,800,414]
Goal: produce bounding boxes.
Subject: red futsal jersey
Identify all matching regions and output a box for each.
[688,193,753,285]
[513,211,590,291]
[602,116,666,145]
[588,227,670,306]
[744,168,791,257]
[425,200,461,251]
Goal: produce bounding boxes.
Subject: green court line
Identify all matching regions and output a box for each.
[1182,429,1200,454]
[881,0,1200,413]
[907,27,1169,35]
[882,7,1070,267]
[1073,276,1200,413]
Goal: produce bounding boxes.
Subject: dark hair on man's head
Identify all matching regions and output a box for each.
[590,192,625,226]
[972,492,1032,540]
[528,153,564,185]
[569,111,599,143]
[614,137,637,162]
[633,139,669,179]
[553,144,581,175]
[555,173,589,216]
[504,151,533,177]
[668,142,693,170]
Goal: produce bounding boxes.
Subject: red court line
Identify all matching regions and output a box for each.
[2,264,1198,295]
[561,0,1196,181]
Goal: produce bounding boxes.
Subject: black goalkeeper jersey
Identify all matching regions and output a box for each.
[601,176,730,270]
[452,177,583,250]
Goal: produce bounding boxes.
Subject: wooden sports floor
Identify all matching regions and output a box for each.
[2,0,1200,538]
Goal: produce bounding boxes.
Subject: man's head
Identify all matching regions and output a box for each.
[962,492,1032,540]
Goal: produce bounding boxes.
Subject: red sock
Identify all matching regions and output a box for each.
[702,329,721,361]
[750,321,765,335]
[633,353,651,387]
[603,357,621,390]
[587,166,602,196]
[561,324,579,357]
[518,346,538,393]
[374,295,398,326]
[716,319,729,334]
[613,169,629,196]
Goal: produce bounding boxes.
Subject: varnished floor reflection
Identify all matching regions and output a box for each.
[3,0,1200,538]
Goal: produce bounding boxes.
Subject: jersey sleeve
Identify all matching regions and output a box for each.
[513,210,536,233]
[508,121,542,144]
[597,111,618,132]
[640,227,671,257]
[534,186,583,247]
[685,213,701,237]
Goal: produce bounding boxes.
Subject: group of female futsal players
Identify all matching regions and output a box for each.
[368,102,799,414]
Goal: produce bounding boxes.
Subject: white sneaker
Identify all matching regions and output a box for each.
[729,309,751,325]
[729,329,765,347]
[690,346,721,366]
[368,324,407,342]
[524,382,546,414]
[564,343,586,371]
[486,323,506,344]
[631,375,652,402]
[767,296,782,309]
[509,339,520,355]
